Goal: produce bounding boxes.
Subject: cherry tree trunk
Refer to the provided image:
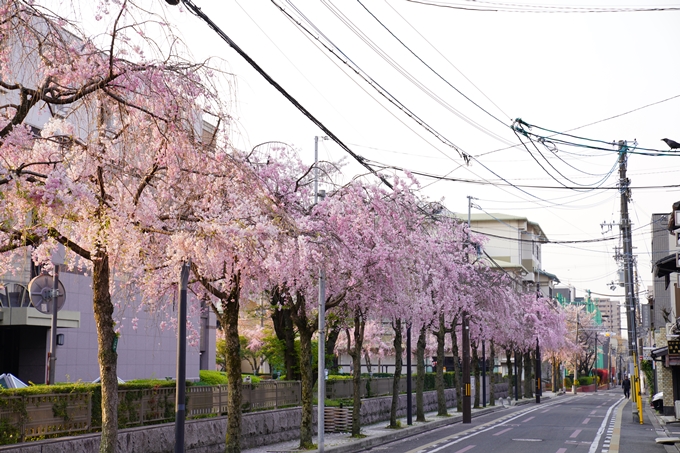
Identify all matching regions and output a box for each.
[553,356,560,391]
[222,295,242,453]
[451,321,462,412]
[389,319,402,428]
[325,322,341,375]
[270,293,298,380]
[415,326,427,422]
[523,350,533,399]
[435,314,447,416]
[472,341,480,408]
[298,326,315,449]
[92,251,118,453]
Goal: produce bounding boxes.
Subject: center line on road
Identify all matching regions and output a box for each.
[590,410,597,415]
[405,400,566,453]
[570,429,582,438]
[540,409,550,413]
[583,418,591,424]
[556,449,568,453]
[493,428,512,436]
[522,416,535,423]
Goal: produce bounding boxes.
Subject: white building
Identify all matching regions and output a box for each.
[465,213,559,297]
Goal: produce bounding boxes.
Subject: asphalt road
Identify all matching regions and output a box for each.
[359,389,673,453]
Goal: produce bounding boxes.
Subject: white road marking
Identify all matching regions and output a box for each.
[588,397,625,453]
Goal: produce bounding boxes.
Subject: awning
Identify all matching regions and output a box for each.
[651,346,668,361]
[654,254,678,290]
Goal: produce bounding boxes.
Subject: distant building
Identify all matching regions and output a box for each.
[0,250,216,385]
[464,213,559,297]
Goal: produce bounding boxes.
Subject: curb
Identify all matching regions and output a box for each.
[319,395,556,453]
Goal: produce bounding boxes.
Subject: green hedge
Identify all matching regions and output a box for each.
[197,370,261,385]
[578,376,594,386]
[199,370,229,385]
[327,374,353,381]
[423,372,456,391]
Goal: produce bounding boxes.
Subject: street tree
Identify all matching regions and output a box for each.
[0,2,236,452]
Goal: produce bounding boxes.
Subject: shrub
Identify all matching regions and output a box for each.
[564,377,573,388]
[364,372,392,378]
[422,372,456,391]
[198,370,228,385]
[579,376,593,386]
[327,375,353,381]
[573,379,580,386]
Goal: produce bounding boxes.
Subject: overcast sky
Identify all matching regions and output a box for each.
[55,0,680,303]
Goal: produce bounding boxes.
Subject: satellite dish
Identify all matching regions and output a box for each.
[28,274,66,314]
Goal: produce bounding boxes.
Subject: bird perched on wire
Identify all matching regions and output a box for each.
[662,138,680,149]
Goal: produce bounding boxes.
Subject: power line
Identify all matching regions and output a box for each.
[365,159,680,191]
[382,0,512,121]
[513,127,618,190]
[176,0,394,189]
[471,229,618,245]
[356,0,509,128]
[515,119,680,157]
[564,93,680,134]
[275,0,470,161]
[405,0,680,13]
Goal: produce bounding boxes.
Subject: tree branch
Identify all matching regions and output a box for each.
[48,227,91,260]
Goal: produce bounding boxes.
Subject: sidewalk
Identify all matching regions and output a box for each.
[244,392,562,453]
[647,399,680,453]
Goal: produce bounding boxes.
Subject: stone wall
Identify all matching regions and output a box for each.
[0,406,309,453]
[360,389,456,425]
[655,329,675,416]
[0,383,510,453]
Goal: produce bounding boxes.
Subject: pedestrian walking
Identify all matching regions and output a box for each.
[622,376,631,399]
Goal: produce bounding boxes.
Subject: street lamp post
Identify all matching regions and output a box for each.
[315,135,328,452]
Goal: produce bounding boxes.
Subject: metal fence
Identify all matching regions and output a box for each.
[186,381,301,417]
[0,381,301,443]
[325,377,407,399]
[325,376,509,400]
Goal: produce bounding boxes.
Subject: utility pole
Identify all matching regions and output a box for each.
[174,261,190,453]
[315,135,328,452]
[594,330,598,393]
[406,325,412,425]
[617,141,643,424]
[535,283,541,404]
[482,339,486,408]
[462,196,473,423]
